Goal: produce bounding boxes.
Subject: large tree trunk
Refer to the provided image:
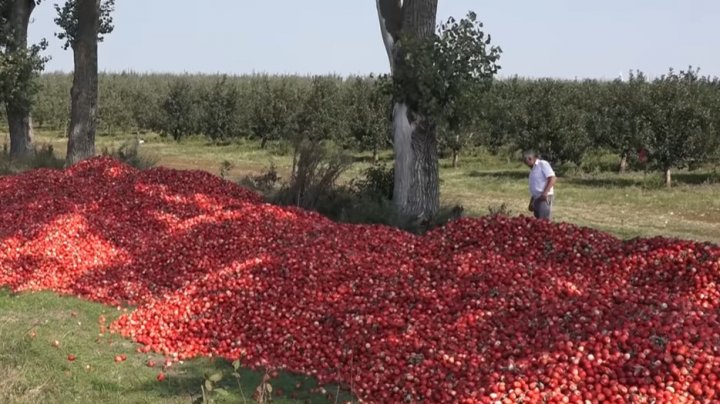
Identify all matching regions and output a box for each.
[377,0,440,220]
[406,113,438,216]
[66,0,100,165]
[4,0,37,159]
[6,108,34,158]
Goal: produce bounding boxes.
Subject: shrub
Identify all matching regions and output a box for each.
[0,144,64,174]
[219,160,234,179]
[238,164,281,195]
[245,153,464,234]
[351,163,394,200]
[274,140,353,210]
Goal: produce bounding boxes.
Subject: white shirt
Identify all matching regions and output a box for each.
[529,159,555,198]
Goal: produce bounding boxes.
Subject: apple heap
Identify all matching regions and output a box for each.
[1,157,719,403]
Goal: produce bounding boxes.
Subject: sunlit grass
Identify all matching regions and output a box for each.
[0,289,354,404]
[18,130,720,243]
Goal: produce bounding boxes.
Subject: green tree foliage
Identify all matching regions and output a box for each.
[199,75,242,143]
[585,72,649,171]
[23,70,720,178]
[53,0,114,50]
[475,78,524,153]
[345,75,391,161]
[290,76,348,179]
[515,80,593,165]
[0,41,48,116]
[297,75,347,144]
[390,12,502,169]
[394,11,501,130]
[248,75,301,148]
[0,0,48,146]
[160,78,197,141]
[32,72,71,129]
[98,73,134,134]
[643,67,719,186]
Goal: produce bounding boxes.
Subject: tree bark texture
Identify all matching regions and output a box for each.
[66,0,100,165]
[377,0,440,220]
[4,0,36,159]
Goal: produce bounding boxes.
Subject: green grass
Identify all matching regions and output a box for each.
[0,289,354,404]
[8,130,720,243]
[442,163,720,242]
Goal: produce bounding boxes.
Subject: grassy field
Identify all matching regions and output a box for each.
[0,289,353,404]
[2,130,720,403]
[16,130,720,243]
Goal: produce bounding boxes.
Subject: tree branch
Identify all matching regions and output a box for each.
[376,0,403,71]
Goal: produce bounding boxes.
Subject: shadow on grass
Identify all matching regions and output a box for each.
[467,169,720,189]
[467,170,528,181]
[672,171,720,185]
[130,357,354,403]
[564,172,720,188]
[561,176,643,188]
[352,154,393,164]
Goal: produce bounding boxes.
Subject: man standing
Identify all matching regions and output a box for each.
[523,150,557,220]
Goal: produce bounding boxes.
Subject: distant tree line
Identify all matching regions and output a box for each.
[2,68,719,186]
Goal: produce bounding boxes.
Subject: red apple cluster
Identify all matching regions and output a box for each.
[2,157,719,403]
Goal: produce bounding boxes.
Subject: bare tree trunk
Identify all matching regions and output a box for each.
[377,0,440,220]
[4,0,37,160]
[406,116,439,216]
[66,0,100,165]
[665,168,672,188]
[391,102,414,212]
[290,136,302,179]
[6,109,34,158]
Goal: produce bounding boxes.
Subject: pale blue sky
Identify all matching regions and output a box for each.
[27,0,720,79]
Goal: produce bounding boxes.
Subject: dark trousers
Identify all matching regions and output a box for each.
[533,195,554,220]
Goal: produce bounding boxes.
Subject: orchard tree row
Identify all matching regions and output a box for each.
[485,68,720,187]
[5,67,720,185]
[23,73,394,159]
[2,0,719,218]
[1,1,502,218]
